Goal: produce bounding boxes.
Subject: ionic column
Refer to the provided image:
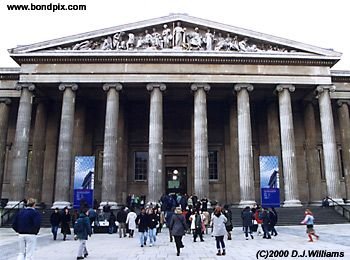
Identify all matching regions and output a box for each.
[41,103,60,205]
[100,83,122,209]
[0,98,11,197]
[316,86,343,204]
[191,83,210,200]
[304,101,322,205]
[7,84,35,208]
[276,85,301,207]
[53,84,78,209]
[147,83,166,203]
[234,84,256,207]
[27,101,47,201]
[337,100,350,203]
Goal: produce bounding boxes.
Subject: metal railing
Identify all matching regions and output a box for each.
[0,200,24,227]
[327,197,350,221]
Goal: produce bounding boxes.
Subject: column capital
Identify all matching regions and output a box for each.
[316,85,336,94]
[103,83,123,92]
[234,83,254,92]
[276,84,295,93]
[190,83,210,92]
[146,83,166,92]
[0,98,11,105]
[337,99,350,107]
[58,83,78,91]
[16,83,35,91]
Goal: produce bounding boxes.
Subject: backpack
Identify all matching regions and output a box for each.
[74,217,85,234]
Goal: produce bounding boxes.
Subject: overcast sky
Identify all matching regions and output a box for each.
[0,0,349,70]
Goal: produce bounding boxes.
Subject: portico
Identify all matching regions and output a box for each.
[0,14,349,208]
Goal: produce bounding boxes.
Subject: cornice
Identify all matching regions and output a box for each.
[10,54,337,67]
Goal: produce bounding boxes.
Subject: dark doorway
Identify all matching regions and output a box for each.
[165,167,187,195]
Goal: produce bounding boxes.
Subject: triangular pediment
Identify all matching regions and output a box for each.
[10,14,341,58]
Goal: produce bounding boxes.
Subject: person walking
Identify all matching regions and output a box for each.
[269,208,278,236]
[211,206,227,256]
[73,208,92,260]
[12,198,41,260]
[126,208,137,238]
[135,207,149,247]
[147,208,158,246]
[50,208,61,240]
[241,206,254,240]
[117,206,128,238]
[108,211,117,234]
[169,207,187,256]
[223,204,233,240]
[61,207,71,240]
[300,209,319,242]
[261,208,271,239]
[190,210,204,242]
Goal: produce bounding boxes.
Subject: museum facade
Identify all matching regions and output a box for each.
[0,14,350,208]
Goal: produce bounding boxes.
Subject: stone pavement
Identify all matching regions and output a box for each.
[1,224,350,260]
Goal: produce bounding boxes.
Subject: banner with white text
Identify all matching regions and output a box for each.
[259,156,280,208]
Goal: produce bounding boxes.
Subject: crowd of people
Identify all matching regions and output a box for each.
[11,195,320,259]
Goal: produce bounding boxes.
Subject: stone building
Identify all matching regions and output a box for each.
[0,14,350,208]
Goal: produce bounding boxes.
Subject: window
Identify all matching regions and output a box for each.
[208,151,218,180]
[134,152,148,181]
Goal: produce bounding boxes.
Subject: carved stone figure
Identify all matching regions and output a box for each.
[214,33,225,51]
[204,29,214,51]
[72,40,94,50]
[151,28,162,48]
[162,24,172,48]
[113,32,125,50]
[101,36,113,50]
[186,27,202,50]
[127,33,135,50]
[173,22,184,47]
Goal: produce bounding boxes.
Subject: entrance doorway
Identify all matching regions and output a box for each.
[165,167,187,195]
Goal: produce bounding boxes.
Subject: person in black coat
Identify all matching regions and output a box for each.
[61,207,72,240]
[135,208,149,247]
[269,208,278,236]
[241,206,254,240]
[169,207,187,256]
[108,212,117,234]
[117,207,128,238]
[261,208,271,239]
[50,208,61,240]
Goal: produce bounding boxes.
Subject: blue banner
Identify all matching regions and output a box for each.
[73,156,95,209]
[259,156,280,208]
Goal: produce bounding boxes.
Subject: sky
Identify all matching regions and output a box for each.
[0,0,349,70]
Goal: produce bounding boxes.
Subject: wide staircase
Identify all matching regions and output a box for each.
[230,205,350,227]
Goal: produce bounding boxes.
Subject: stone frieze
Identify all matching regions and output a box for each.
[51,22,300,53]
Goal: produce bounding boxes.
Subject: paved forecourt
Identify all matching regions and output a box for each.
[1,224,350,260]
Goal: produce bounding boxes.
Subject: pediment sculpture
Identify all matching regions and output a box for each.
[52,22,299,53]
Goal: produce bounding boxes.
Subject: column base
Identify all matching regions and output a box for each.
[345,200,350,205]
[5,200,25,209]
[329,198,345,205]
[238,200,256,208]
[308,200,322,206]
[283,199,302,207]
[99,201,118,210]
[52,201,71,209]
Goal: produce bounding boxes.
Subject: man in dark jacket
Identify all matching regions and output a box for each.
[116,207,128,238]
[261,208,271,239]
[241,206,254,240]
[12,198,41,260]
[135,207,149,247]
[74,208,92,260]
[50,207,61,240]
